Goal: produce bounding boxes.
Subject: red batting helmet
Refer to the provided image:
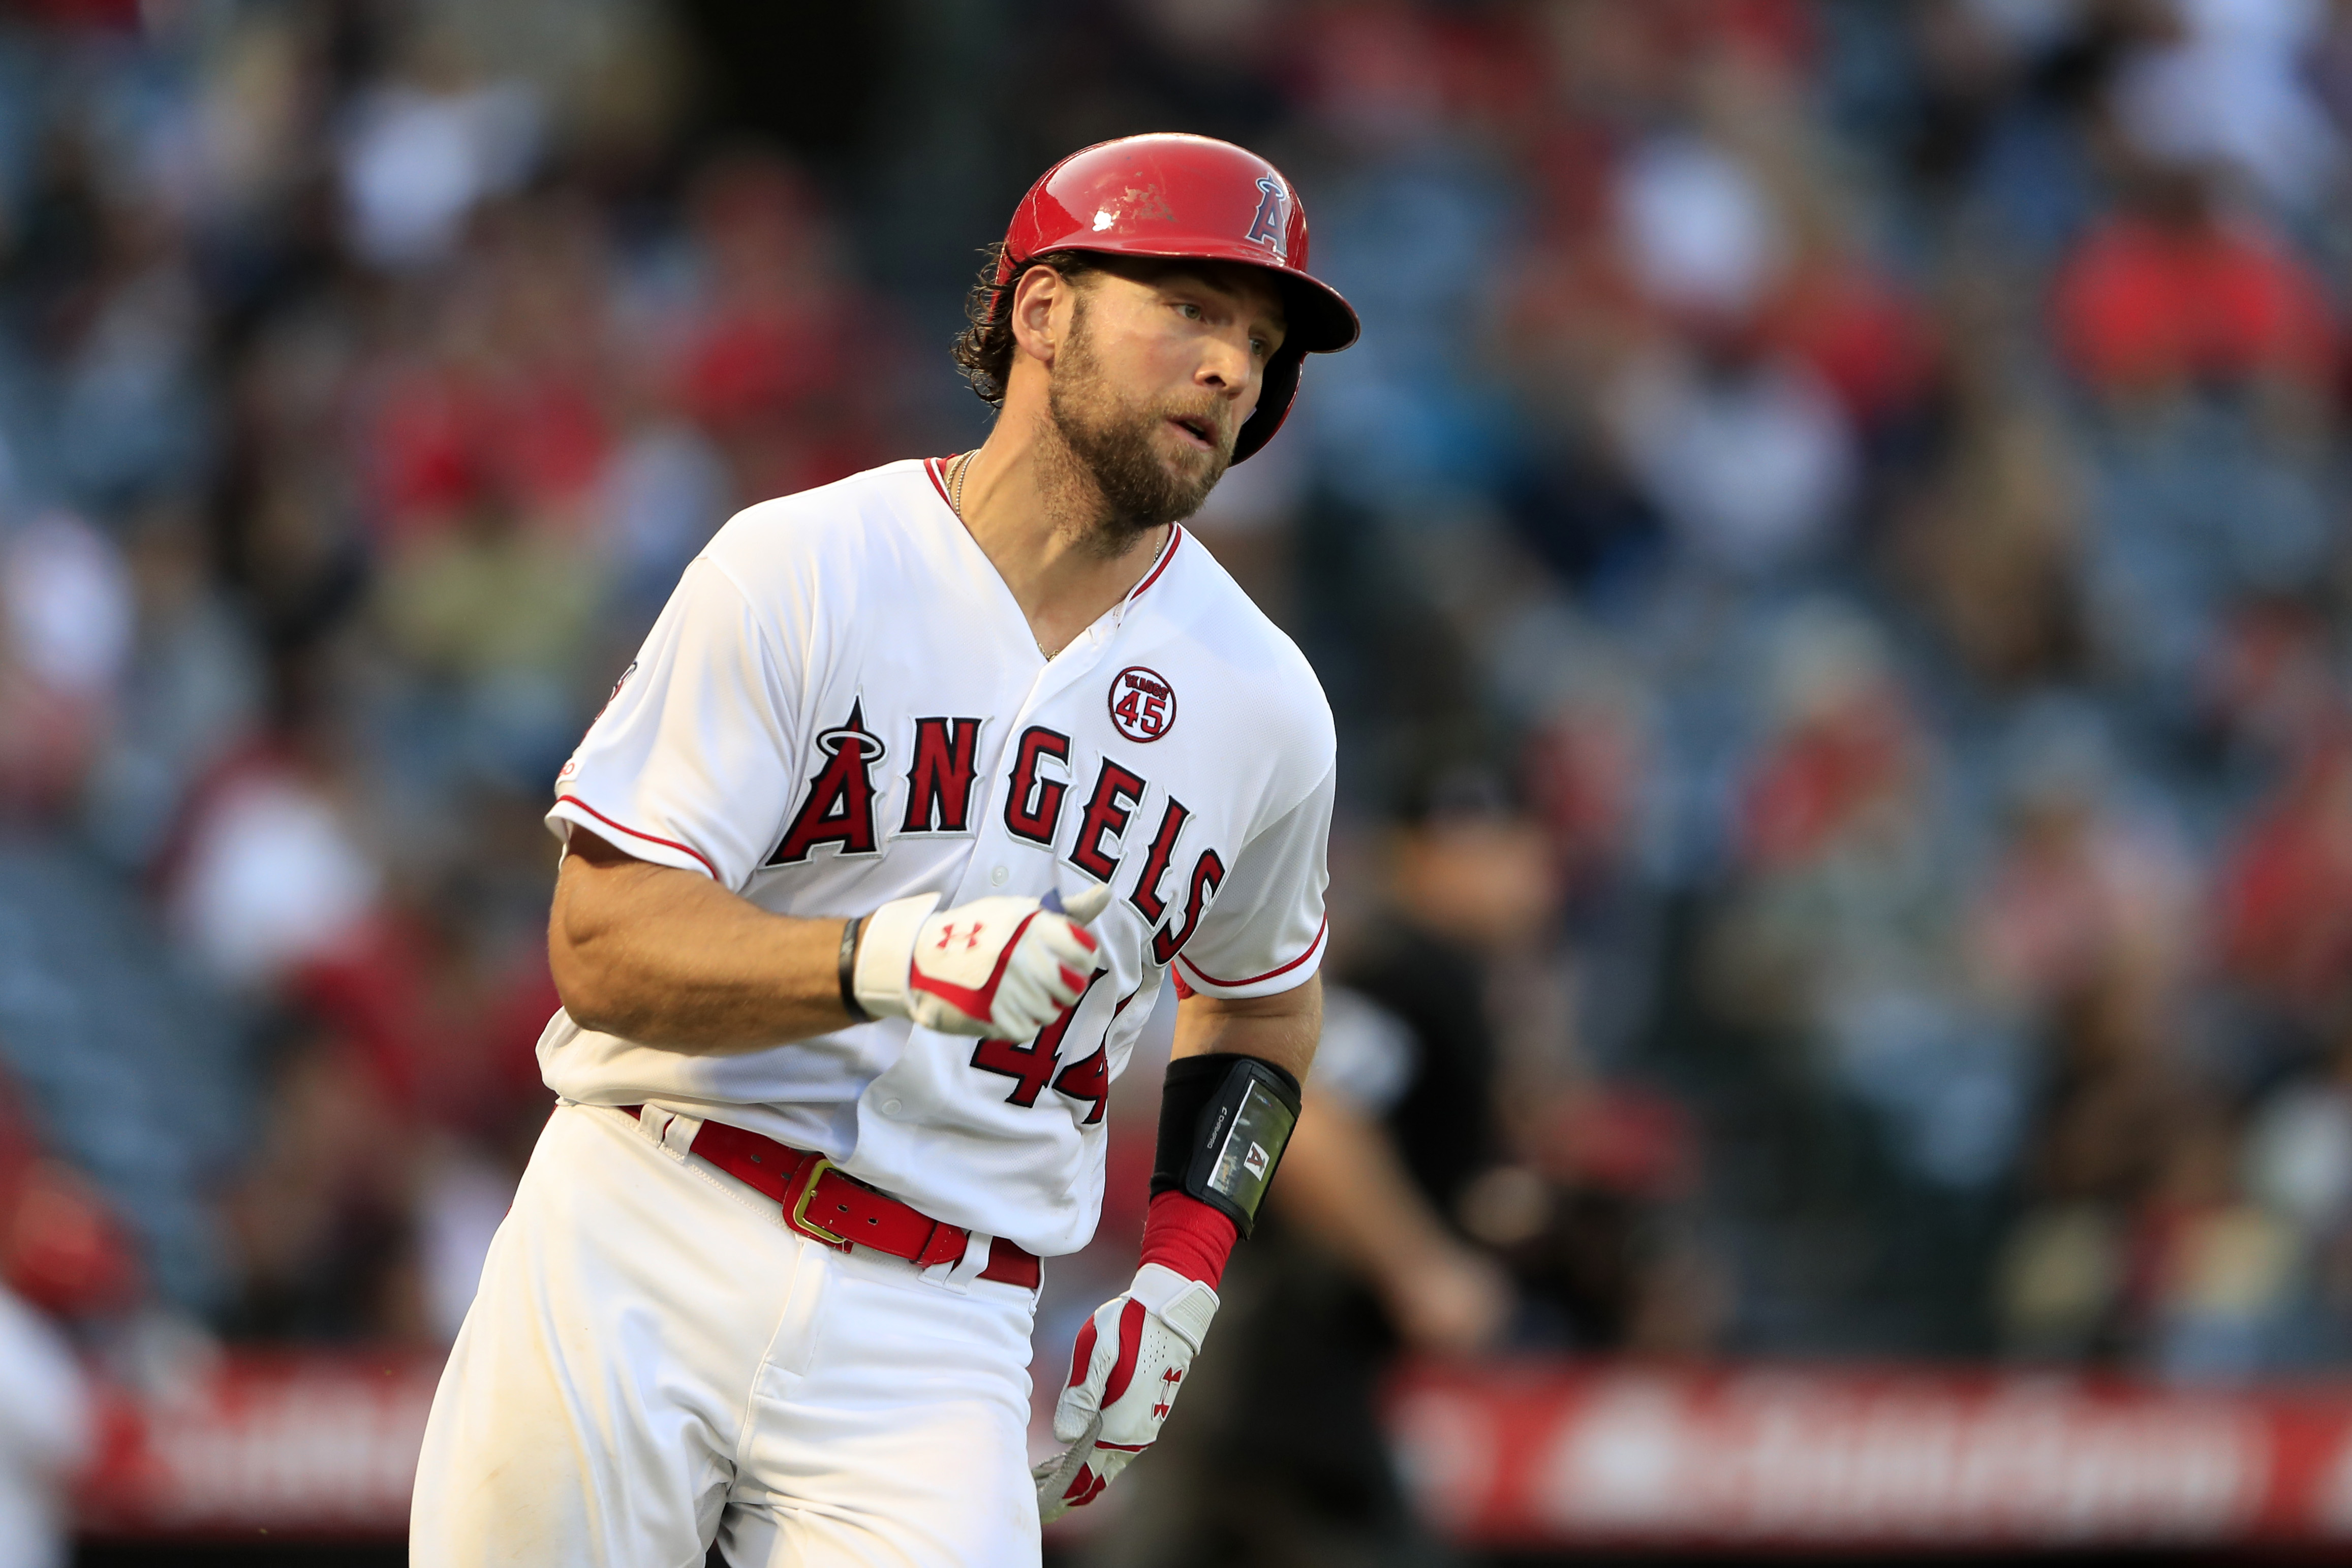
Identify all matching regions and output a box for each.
[994,132,1359,463]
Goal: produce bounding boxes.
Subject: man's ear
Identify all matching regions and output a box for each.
[1010,266,1068,368]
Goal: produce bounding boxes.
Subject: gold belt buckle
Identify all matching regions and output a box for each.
[787,1156,854,1250]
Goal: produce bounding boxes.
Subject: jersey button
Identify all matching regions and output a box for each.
[989,865,1008,886]
[882,1099,904,1117]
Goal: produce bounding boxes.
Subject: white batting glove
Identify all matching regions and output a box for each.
[854,885,1111,1039]
[1033,1263,1218,1522]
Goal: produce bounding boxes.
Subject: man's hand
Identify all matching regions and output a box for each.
[854,885,1112,1039]
[1033,1263,1217,1521]
[1381,1238,1513,1354]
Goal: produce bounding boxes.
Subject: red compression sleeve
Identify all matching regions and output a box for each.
[1139,1189,1239,1287]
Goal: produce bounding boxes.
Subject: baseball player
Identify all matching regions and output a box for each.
[408,132,1358,1566]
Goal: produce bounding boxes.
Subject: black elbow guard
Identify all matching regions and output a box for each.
[1150,1053,1303,1238]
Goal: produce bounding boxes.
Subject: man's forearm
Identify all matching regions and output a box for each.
[1274,1092,1514,1352]
[1275,1092,1439,1277]
[549,829,854,1051]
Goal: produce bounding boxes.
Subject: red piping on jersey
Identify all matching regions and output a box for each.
[924,454,961,512]
[1128,526,1182,601]
[558,797,720,881]
[1175,917,1327,990]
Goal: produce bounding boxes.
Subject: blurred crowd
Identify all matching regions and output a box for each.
[1117,0,2352,1399]
[1,4,2351,1532]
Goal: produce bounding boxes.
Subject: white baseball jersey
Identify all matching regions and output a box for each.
[541,456,1335,1259]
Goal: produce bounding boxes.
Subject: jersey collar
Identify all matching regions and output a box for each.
[925,453,1186,613]
[1124,522,1183,606]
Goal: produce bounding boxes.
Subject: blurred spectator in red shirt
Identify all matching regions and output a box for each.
[2217,735,2352,1027]
[1969,702,2195,1018]
[2052,168,2335,399]
[1735,605,1924,876]
[673,151,889,503]
[365,194,617,549]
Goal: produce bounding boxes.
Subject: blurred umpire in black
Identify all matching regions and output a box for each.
[1087,782,1570,1568]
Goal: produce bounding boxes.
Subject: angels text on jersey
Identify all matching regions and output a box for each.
[766,701,1226,971]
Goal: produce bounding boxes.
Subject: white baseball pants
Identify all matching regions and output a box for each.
[409,1102,1042,1567]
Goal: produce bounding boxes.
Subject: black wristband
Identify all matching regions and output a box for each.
[1150,1053,1304,1238]
[839,916,871,1023]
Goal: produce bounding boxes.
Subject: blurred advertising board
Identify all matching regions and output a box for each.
[75,1353,439,1539]
[65,1350,2352,1548]
[1388,1360,2352,1550]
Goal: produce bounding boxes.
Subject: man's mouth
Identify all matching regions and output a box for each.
[1166,414,1218,453]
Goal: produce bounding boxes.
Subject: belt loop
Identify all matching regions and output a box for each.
[632,1105,674,1151]
[935,1231,996,1293]
[631,1104,703,1163]
[660,1110,703,1161]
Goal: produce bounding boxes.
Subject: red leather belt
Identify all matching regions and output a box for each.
[623,1106,1040,1289]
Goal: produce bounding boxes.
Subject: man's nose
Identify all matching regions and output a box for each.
[1199,336,1255,397]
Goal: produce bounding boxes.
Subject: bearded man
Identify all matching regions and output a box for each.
[408,133,1358,1568]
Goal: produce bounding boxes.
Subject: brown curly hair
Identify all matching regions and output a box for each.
[951,243,1103,406]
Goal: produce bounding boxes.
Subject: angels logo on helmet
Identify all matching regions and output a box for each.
[1244,176,1290,260]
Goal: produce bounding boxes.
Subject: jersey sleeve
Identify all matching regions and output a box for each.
[1170,761,1335,999]
[548,556,801,890]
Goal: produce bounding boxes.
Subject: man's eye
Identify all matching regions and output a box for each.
[1177,302,1202,319]
[1251,338,1270,357]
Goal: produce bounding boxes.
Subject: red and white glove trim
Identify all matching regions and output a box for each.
[853,886,1109,1039]
[1034,1263,1217,1522]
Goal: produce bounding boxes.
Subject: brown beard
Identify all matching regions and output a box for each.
[1041,301,1230,552]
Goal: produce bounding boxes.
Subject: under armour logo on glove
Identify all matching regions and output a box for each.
[935,921,990,952]
[1152,1367,1182,1419]
[1033,1263,1218,1523]
[855,886,1111,1040]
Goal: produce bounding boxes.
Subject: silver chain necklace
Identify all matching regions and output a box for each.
[948,452,1053,662]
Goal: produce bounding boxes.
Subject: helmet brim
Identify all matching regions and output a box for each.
[1036,243,1360,357]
